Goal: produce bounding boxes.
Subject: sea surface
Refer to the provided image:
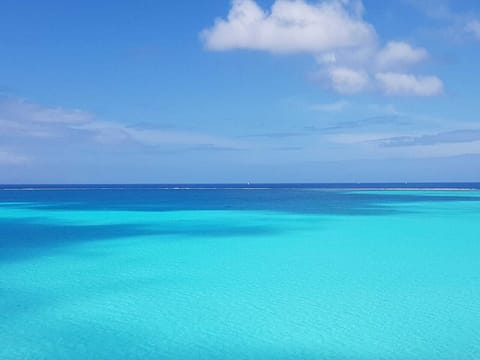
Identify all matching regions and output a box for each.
[1,184,479,359]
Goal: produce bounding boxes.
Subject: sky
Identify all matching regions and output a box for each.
[1,0,480,183]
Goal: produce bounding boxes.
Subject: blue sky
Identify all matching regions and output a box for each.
[1,0,479,183]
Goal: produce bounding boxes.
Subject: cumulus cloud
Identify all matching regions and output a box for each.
[326,67,369,93]
[201,0,375,53]
[375,41,428,70]
[375,72,444,96]
[202,0,443,96]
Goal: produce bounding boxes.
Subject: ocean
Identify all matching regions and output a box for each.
[1,184,479,359]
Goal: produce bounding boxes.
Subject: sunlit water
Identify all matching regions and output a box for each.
[1,186,479,359]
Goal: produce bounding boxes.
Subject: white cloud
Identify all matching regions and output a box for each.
[376,41,428,70]
[202,0,442,96]
[327,67,369,94]
[375,72,444,96]
[310,100,349,112]
[201,0,376,53]
[466,20,480,39]
[317,52,337,64]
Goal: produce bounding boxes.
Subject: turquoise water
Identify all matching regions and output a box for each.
[1,187,479,359]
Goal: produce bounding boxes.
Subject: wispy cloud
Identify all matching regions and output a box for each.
[272,146,303,151]
[323,132,405,145]
[0,149,30,165]
[202,0,442,96]
[0,97,247,163]
[309,100,349,112]
[407,0,480,42]
[466,20,480,39]
[377,129,480,147]
[307,115,410,133]
[367,103,401,116]
[239,131,306,139]
[405,0,454,21]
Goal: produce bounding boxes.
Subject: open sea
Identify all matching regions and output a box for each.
[1,183,479,359]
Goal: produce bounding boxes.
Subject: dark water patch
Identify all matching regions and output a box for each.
[0,217,278,262]
[1,188,478,262]
[0,189,478,216]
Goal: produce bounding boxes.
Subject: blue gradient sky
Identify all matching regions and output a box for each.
[1,0,479,183]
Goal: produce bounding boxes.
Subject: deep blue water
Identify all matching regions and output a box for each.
[1,184,479,359]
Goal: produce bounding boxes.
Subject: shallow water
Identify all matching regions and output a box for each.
[1,187,479,359]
